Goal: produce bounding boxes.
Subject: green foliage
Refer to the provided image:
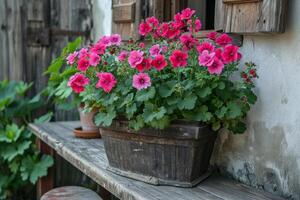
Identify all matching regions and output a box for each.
[0,81,53,200]
[45,37,82,110]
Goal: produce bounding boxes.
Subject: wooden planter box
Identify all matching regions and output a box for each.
[100,120,217,187]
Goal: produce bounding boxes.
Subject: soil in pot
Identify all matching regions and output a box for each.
[100,120,217,187]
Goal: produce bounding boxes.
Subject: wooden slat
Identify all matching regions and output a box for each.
[28,121,286,200]
[113,3,135,22]
[36,138,55,199]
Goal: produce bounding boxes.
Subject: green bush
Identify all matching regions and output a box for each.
[0,80,53,200]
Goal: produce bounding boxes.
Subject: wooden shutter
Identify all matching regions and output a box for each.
[215,0,288,34]
[112,0,141,41]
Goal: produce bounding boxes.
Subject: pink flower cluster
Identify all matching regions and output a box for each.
[66,8,243,95]
[139,8,201,40]
[66,34,121,94]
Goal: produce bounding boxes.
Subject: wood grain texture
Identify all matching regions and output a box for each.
[28,121,286,200]
[215,0,288,34]
[41,186,102,200]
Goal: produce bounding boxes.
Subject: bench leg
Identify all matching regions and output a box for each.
[36,138,55,199]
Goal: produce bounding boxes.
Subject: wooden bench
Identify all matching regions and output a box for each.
[29,121,286,200]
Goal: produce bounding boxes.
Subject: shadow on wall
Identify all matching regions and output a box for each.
[211,122,300,200]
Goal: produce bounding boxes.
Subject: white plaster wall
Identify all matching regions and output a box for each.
[92,0,112,41]
[211,1,300,199]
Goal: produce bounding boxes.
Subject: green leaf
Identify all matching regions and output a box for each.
[94,107,116,127]
[126,103,137,119]
[45,57,64,74]
[66,37,82,53]
[136,87,155,102]
[197,87,212,98]
[21,155,54,184]
[129,115,145,131]
[178,93,197,110]
[230,121,247,134]
[55,80,72,99]
[34,112,53,124]
[1,141,31,161]
[148,116,170,129]
[226,102,242,119]
[183,105,212,122]
[212,121,221,131]
[216,106,228,118]
[218,82,225,90]
[142,103,166,122]
[159,80,177,98]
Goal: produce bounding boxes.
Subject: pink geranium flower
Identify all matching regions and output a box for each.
[139,22,152,36]
[216,33,232,46]
[214,48,223,59]
[68,73,90,94]
[149,44,161,57]
[169,50,188,68]
[96,72,117,93]
[118,51,128,61]
[77,57,90,71]
[90,43,106,55]
[79,48,88,59]
[89,52,100,66]
[99,35,111,46]
[188,19,202,32]
[132,73,151,90]
[173,13,184,29]
[207,58,224,75]
[136,57,152,72]
[180,34,196,50]
[180,8,195,20]
[222,45,241,64]
[151,55,167,71]
[128,50,144,68]
[198,50,215,66]
[146,16,159,28]
[110,34,122,46]
[196,41,215,53]
[139,42,145,49]
[66,51,78,65]
[206,31,218,40]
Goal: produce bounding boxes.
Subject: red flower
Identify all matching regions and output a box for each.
[196,41,215,53]
[216,34,232,46]
[136,57,152,72]
[180,34,196,50]
[146,16,159,28]
[173,13,184,29]
[68,73,90,94]
[151,55,168,71]
[139,22,152,36]
[180,8,195,20]
[169,50,188,68]
[206,31,218,41]
[222,45,241,64]
[96,72,117,93]
[77,57,90,72]
[188,19,202,32]
[249,69,257,77]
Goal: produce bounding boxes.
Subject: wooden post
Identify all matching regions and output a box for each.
[36,138,55,199]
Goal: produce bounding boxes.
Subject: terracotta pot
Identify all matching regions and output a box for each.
[100,120,217,187]
[78,107,99,132]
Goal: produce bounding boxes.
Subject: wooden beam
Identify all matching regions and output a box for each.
[223,0,262,4]
[36,138,55,199]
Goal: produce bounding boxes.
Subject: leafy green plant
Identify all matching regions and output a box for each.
[44,37,83,111]
[0,80,53,200]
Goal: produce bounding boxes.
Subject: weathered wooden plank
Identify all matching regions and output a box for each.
[36,138,55,199]
[28,121,286,200]
[215,0,287,34]
[113,3,135,22]
[41,186,102,200]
